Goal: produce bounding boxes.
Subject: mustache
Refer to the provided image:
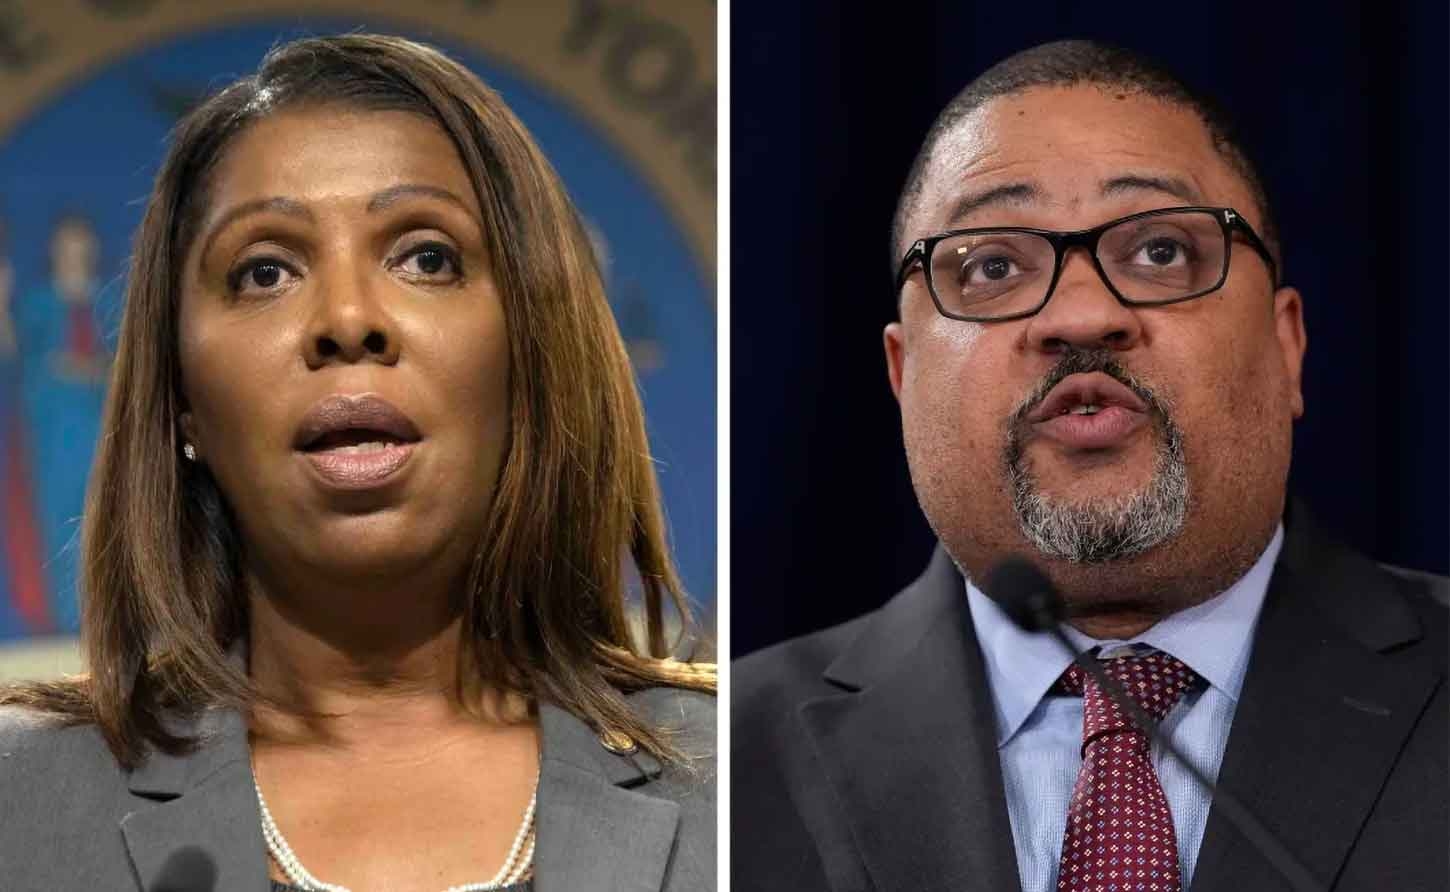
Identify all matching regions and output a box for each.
[1008,347,1171,429]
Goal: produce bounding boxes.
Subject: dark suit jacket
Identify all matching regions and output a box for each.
[733,509,1448,892]
[0,686,715,891]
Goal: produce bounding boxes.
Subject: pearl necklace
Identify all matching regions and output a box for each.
[253,768,539,892]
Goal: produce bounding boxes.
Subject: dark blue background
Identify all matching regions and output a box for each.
[732,2,1449,655]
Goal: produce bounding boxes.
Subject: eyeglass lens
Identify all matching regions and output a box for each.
[927,210,1228,318]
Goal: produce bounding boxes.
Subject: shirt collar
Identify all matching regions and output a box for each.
[965,524,1283,747]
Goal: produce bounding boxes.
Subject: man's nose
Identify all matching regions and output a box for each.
[1023,247,1143,354]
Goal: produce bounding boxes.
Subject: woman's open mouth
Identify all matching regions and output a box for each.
[294,395,423,491]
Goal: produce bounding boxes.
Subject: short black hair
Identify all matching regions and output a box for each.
[891,39,1280,276]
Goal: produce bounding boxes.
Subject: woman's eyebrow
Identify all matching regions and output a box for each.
[366,183,471,214]
[198,185,476,261]
[200,196,313,258]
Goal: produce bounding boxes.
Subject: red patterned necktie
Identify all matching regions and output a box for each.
[1056,651,1199,892]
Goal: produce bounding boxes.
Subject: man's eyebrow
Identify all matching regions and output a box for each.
[366,183,471,214]
[945,183,1039,226]
[200,196,313,257]
[1099,174,1203,205]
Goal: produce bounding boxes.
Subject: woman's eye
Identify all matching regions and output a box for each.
[228,259,296,295]
[396,243,462,280]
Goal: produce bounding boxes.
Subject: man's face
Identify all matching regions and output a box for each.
[885,85,1306,617]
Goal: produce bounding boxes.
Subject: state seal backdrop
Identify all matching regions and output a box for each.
[0,0,716,676]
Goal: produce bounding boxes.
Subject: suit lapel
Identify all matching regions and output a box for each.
[534,702,681,892]
[1190,513,1444,892]
[119,706,269,891]
[798,550,1023,892]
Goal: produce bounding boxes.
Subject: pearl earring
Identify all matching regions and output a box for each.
[183,443,197,461]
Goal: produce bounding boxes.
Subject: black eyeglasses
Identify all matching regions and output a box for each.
[894,206,1278,322]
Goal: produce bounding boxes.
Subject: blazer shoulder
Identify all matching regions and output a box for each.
[0,704,117,773]
[1381,562,1450,666]
[627,685,715,727]
[734,546,962,710]
[1282,504,1448,661]
[733,610,876,721]
[1380,562,1450,610]
[0,702,48,746]
[0,706,132,835]
[627,685,715,763]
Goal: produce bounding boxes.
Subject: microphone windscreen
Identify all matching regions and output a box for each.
[983,557,1065,632]
[150,846,217,892]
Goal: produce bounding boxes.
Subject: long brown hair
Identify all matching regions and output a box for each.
[2,34,713,769]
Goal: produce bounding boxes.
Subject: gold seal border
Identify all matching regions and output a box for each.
[0,0,716,277]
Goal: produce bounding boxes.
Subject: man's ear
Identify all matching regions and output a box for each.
[884,322,906,402]
[1272,286,1307,419]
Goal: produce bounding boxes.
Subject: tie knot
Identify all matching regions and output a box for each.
[1059,650,1200,744]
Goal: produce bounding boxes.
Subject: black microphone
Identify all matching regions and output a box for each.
[149,846,218,892]
[983,557,1324,892]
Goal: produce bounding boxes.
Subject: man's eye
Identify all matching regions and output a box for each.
[1135,238,1189,267]
[963,255,1020,284]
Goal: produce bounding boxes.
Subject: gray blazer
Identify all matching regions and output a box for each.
[0,687,715,891]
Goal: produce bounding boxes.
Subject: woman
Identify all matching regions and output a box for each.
[0,34,714,892]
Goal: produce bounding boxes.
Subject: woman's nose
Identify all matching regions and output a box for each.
[302,272,401,369]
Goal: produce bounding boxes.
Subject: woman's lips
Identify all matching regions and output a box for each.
[1031,405,1147,450]
[301,440,416,490]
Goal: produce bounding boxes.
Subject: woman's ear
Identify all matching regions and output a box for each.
[179,411,200,460]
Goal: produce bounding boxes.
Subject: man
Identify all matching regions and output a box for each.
[733,40,1447,892]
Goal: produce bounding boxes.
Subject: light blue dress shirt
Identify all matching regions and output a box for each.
[965,525,1283,892]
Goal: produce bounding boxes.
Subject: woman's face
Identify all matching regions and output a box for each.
[178,106,510,595]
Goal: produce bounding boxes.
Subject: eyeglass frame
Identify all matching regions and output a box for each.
[894,206,1280,323]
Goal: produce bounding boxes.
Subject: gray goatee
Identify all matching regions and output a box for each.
[1004,349,1188,563]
